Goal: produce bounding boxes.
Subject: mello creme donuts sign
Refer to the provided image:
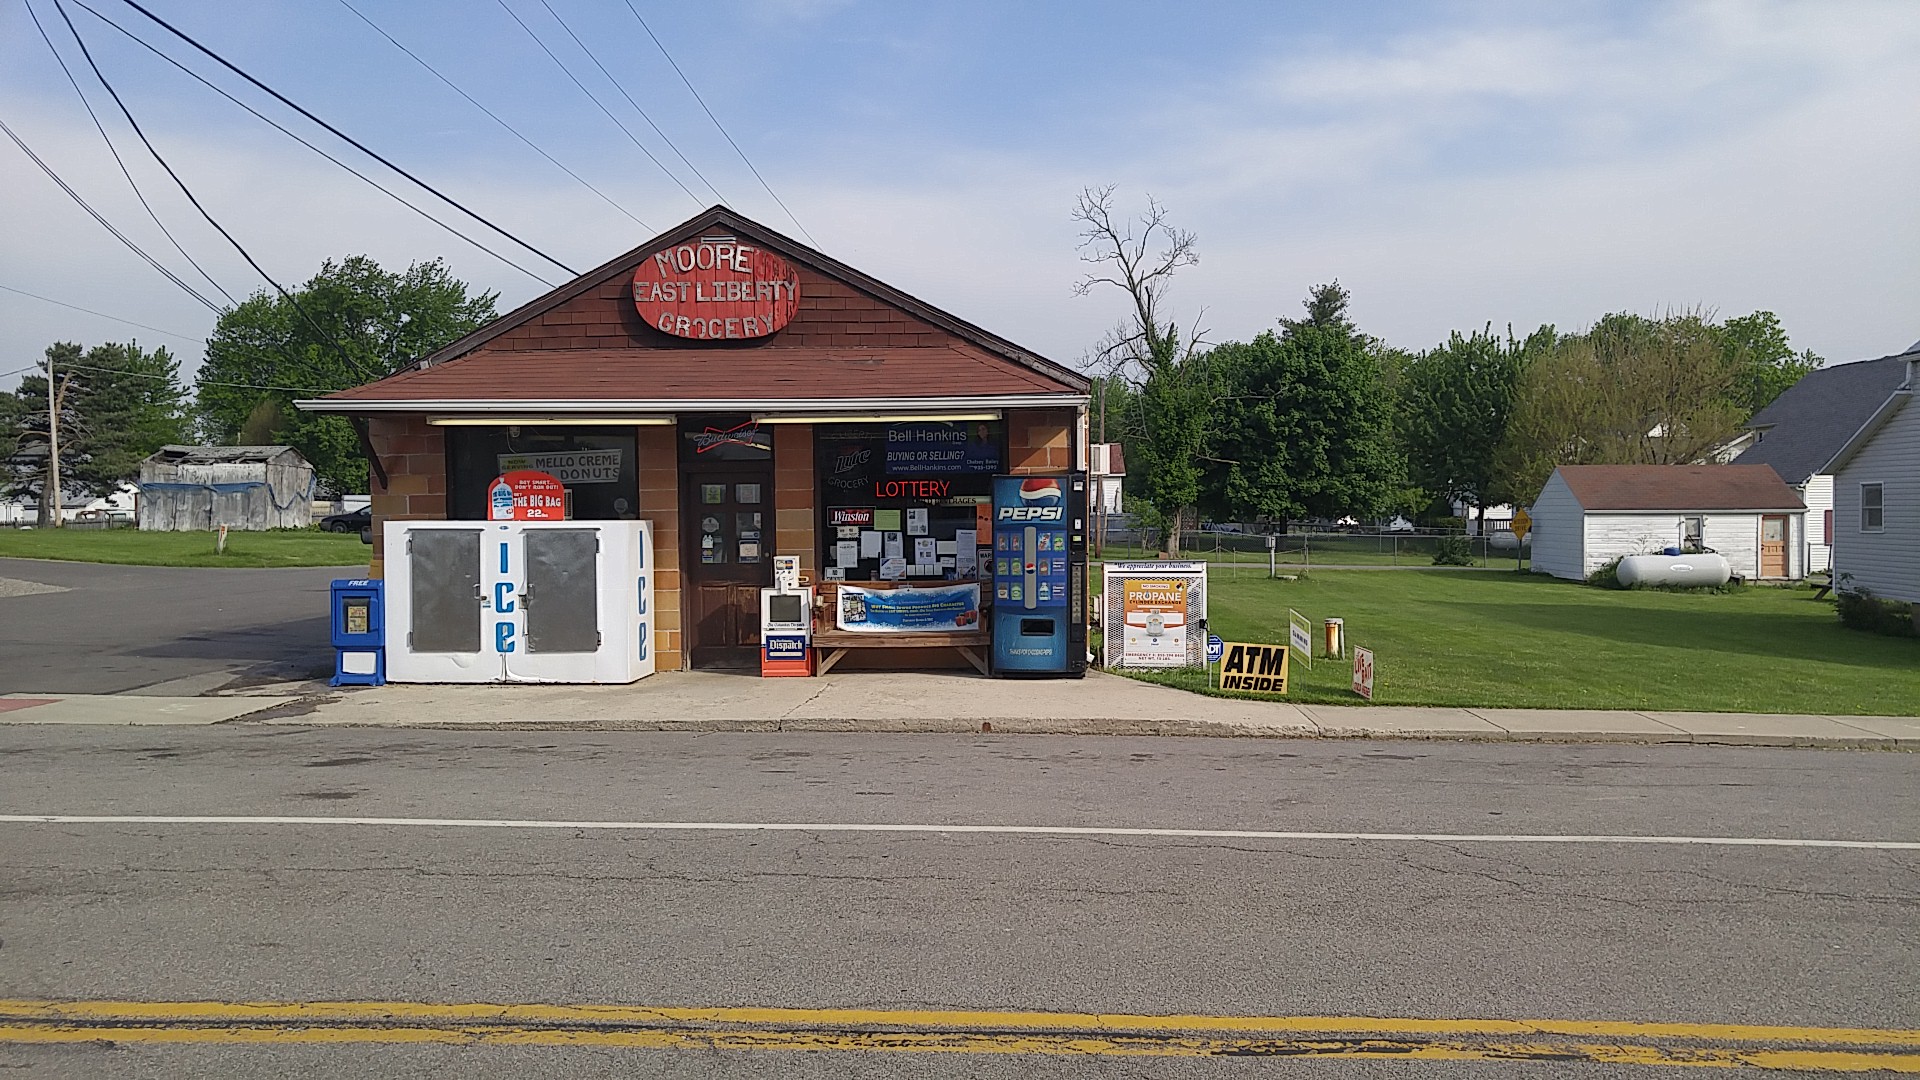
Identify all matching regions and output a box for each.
[632,236,800,340]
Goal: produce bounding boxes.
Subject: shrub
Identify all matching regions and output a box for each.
[1836,587,1919,638]
[1586,556,1624,589]
[1431,534,1475,566]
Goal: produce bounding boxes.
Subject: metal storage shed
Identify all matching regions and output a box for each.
[136,445,316,531]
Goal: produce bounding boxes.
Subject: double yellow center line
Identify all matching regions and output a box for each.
[3,1000,1917,1070]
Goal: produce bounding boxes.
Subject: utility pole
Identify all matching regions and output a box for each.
[43,356,70,529]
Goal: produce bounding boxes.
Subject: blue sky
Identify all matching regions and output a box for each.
[3,0,1916,392]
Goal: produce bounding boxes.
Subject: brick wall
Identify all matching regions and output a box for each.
[365,415,446,577]
[483,266,958,353]
[635,425,683,671]
[773,425,816,575]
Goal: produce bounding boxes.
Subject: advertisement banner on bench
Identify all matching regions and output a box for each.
[835,583,980,633]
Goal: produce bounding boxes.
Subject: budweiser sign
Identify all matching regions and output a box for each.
[632,236,800,340]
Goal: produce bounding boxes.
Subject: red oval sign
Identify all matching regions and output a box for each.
[632,238,799,340]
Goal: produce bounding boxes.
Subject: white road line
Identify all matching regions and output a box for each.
[0,816,1914,849]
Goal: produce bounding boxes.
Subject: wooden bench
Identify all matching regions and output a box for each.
[811,628,991,675]
[1810,572,1834,600]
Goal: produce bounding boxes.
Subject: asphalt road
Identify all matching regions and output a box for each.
[0,558,349,695]
[1,730,1915,1078]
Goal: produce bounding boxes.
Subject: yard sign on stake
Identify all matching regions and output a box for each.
[1287,609,1312,671]
[1351,645,1375,700]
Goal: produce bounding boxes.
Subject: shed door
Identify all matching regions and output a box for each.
[1760,516,1788,578]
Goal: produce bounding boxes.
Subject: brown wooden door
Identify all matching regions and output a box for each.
[1760,515,1788,578]
[684,467,773,667]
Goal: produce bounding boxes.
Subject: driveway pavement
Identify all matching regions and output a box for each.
[0,557,355,695]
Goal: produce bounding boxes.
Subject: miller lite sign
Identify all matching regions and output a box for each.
[997,477,1065,521]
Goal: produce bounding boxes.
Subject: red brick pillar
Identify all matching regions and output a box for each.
[365,415,445,577]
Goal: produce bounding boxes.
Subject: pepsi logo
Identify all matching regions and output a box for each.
[1019,479,1062,503]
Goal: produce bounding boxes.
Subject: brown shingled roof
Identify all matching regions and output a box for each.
[1555,464,1805,511]
[321,345,1072,403]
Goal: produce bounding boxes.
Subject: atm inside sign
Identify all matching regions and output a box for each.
[1218,641,1288,695]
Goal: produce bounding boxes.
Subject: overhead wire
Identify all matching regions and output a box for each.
[531,0,724,205]
[0,116,223,313]
[106,0,579,277]
[334,0,650,232]
[25,0,237,307]
[621,0,817,246]
[70,0,557,288]
[0,283,207,343]
[49,0,383,385]
[53,358,337,396]
[492,0,703,208]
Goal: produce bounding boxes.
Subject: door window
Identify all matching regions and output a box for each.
[1763,517,1784,542]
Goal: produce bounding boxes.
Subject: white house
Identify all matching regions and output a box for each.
[1822,352,1918,604]
[1729,349,1915,572]
[1529,464,1807,582]
[1090,442,1125,516]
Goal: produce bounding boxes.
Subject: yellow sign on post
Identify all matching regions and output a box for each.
[1218,641,1288,695]
[1510,508,1531,541]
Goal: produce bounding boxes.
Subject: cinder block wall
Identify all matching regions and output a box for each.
[365,415,446,578]
[774,425,816,577]
[1008,408,1075,473]
[635,425,683,671]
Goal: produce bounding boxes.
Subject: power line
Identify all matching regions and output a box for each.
[531,0,724,205]
[50,0,383,385]
[26,0,237,307]
[57,357,336,396]
[0,283,207,343]
[621,1,817,246]
[0,116,223,313]
[493,0,703,208]
[71,0,557,288]
[333,0,650,233]
[108,0,579,277]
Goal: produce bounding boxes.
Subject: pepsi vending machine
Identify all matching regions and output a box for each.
[990,472,1088,676]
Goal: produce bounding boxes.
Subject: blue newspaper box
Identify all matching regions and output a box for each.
[330,578,385,686]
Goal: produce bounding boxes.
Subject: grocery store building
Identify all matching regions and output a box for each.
[298,207,1090,672]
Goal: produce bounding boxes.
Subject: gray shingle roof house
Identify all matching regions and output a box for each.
[1729,348,1917,571]
[1821,354,1919,605]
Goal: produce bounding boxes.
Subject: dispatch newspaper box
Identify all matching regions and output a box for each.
[760,554,814,676]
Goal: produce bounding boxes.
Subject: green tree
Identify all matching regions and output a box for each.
[1399,325,1542,526]
[1204,283,1402,529]
[1072,187,1210,553]
[1717,310,1821,417]
[196,256,497,494]
[1495,312,1746,501]
[2,340,187,521]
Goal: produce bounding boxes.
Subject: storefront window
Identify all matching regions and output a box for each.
[446,426,639,520]
[815,420,1004,583]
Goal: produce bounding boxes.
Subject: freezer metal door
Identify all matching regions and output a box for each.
[408,528,482,653]
[523,528,599,653]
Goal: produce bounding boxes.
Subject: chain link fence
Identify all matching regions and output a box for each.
[1095,527,1529,570]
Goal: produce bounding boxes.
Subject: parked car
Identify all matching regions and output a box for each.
[320,506,372,533]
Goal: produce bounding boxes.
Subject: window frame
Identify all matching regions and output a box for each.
[1860,482,1884,532]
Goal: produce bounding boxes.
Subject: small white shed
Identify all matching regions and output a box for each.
[1822,354,1918,604]
[1529,464,1807,582]
[136,445,316,532]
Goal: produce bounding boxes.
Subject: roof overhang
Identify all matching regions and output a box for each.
[295,393,1088,416]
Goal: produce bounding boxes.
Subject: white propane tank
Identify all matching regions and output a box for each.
[1615,553,1731,588]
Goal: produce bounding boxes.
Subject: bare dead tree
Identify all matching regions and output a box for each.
[1070,186,1210,553]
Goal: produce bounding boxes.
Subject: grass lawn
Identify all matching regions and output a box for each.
[0,528,369,568]
[1117,569,1920,715]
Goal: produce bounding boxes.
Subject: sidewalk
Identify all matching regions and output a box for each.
[8,671,1909,747]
